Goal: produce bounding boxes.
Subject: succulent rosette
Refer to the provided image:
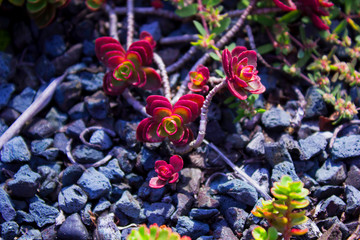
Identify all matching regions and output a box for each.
[140,31,156,49]
[136,94,204,146]
[95,36,161,95]
[149,155,183,188]
[222,47,265,100]
[188,65,210,93]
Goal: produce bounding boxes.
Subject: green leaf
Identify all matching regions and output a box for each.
[252,15,275,27]
[296,50,311,68]
[224,96,236,104]
[226,42,236,52]
[203,0,221,8]
[8,0,25,6]
[193,20,207,36]
[215,69,225,78]
[0,30,10,51]
[157,229,169,240]
[345,0,353,15]
[211,17,231,35]
[175,3,198,17]
[257,43,274,55]
[268,227,278,240]
[333,19,347,34]
[210,52,221,61]
[279,10,301,23]
[252,226,267,240]
[291,215,308,226]
[256,108,266,113]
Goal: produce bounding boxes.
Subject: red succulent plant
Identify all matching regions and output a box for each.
[149,155,183,188]
[188,65,210,93]
[222,47,265,100]
[273,0,333,30]
[136,94,204,146]
[95,35,161,95]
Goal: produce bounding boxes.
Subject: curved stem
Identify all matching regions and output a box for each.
[114,7,183,21]
[159,34,198,45]
[126,0,135,49]
[153,53,171,101]
[106,4,119,41]
[166,46,198,74]
[122,89,149,117]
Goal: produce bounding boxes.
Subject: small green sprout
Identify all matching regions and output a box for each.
[127,224,191,240]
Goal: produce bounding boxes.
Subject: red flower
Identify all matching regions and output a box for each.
[95,36,161,95]
[149,155,183,188]
[136,94,204,146]
[188,65,210,93]
[222,47,265,100]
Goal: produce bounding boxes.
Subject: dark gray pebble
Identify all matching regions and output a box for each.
[77,167,111,199]
[9,87,36,113]
[144,202,175,225]
[57,213,89,240]
[332,135,360,160]
[218,179,258,206]
[115,190,141,219]
[1,136,31,163]
[72,144,104,164]
[315,158,347,185]
[190,208,219,220]
[62,164,84,187]
[176,216,209,239]
[58,185,88,214]
[1,221,19,240]
[7,165,40,198]
[29,200,59,227]
[0,187,16,221]
[345,185,360,216]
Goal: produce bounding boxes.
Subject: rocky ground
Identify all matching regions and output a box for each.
[0,0,360,239]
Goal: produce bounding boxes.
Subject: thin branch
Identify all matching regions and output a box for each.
[0,70,69,150]
[122,89,149,117]
[79,126,116,149]
[114,7,183,21]
[329,120,360,148]
[227,7,281,18]
[159,35,198,45]
[106,4,119,41]
[166,46,198,74]
[153,53,172,101]
[126,0,135,49]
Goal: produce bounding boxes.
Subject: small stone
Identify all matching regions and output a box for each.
[115,190,141,219]
[1,221,19,240]
[29,200,59,227]
[177,168,202,195]
[84,91,109,120]
[54,132,68,153]
[140,21,162,41]
[332,135,360,160]
[31,138,59,161]
[72,144,104,164]
[345,185,360,216]
[0,83,15,110]
[261,107,291,130]
[0,187,16,221]
[137,147,160,172]
[99,159,125,183]
[41,224,57,240]
[316,195,346,219]
[315,158,347,185]
[304,86,328,119]
[35,55,56,82]
[242,164,270,195]
[77,167,111,199]
[271,161,300,183]
[157,47,180,66]
[224,207,248,234]
[54,79,82,112]
[205,120,226,145]
[80,203,92,226]
[82,40,95,57]
[93,212,121,239]
[280,134,303,161]
[212,219,238,240]
[65,119,86,138]
[218,179,258,206]
[93,197,111,215]
[111,146,136,173]
[57,213,89,240]
[15,210,34,224]
[44,35,66,58]
[27,118,57,138]
[62,164,84,187]
[144,202,175,225]
[52,43,83,75]
[0,52,14,83]
[9,87,36,113]
[58,185,88,214]
[68,102,90,120]
[37,165,59,197]
[246,132,265,157]
[138,182,165,203]
[345,165,360,190]
[176,216,209,239]
[126,173,144,189]
[316,217,349,239]
[89,130,113,150]
[313,185,344,200]
[264,142,292,166]
[226,133,249,150]
[299,133,328,160]
[189,208,219,220]
[80,72,103,92]
[171,193,195,222]
[115,120,139,148]
[45,107,68,130]
[7,165,40,198]
[1,136,31,163]
[0,119,8,136]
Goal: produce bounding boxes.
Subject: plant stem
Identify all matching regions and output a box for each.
[122,89,149,117]
[166,46,198,74]
[159,34,198,45]
[126,0,134,49]
[106,4,119,41]
[114,7,183,21]
[153,53,172,101]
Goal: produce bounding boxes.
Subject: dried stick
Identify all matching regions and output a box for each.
[114,7,183,21]
[153,53,171,101]
[166,46,198,74]
[126,0,134,49]
[0,70,68,150]
[106,4,119,41]
[159,35,198,45]
[207,141,272,200]
[79,126,116,149]
[172,0,257,104]
[227,7,281,18]
[329,120,360,148]
[122,89,149,117]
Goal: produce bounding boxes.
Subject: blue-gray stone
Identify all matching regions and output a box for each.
[218,179,258,206]
[7,165,40,198]
[304,86,328,119]
[264,142,292,166]
[99,159,125,183]
[126,173,144,189]
[45,107,68,130]
[90,130,112,150]
[115,190,141,219]
[205,120,226,145]
[242,164,270,194]
[80,203,92,226]
[115,120,140,148]
[140,21,162,41]
[1,221,19,240]
[189,208,219,220]
[54,79,82,112]
[94,212,121,240]
[31,138,59,161]
[9,87,36,113]
[72,144,104,164]
[176,216,209,239]
[65,119,86,138]
[196,237,214,240]
[171,193,195,222]
[316,195,346,219]
[0,83,15,110]
[138,147,160,171]
[35,55,55,82]
[29,200,59,227]
[271,161,300,183]
[83,40,95,57]
[54,132,68,153]
[68,102,89,120]
[57,213,89,240]
[345,165,360,189]
[15,210,34,224]
[315,158,347,185]
[26,118,57,138]
[212,219,238,240]
[93,197,111,215]
[62,164,84,187]
[80,72,103,92]
[84,91,109,120]
[37,165,58,197]
[261,107,291,129]
[246,132,265,157]
[0,187,16,221]
[112,146,136,173]
[0,119,8,136]
[44,35,66,58]
[345,185,360,216]
[0,52,13,83]
[58,185,88,214]
[208,174,230,192]
[299,133,328,160]
[313,185,343,200]
[224,207,248,234]
[77,167,111,199]
[316,216,349,239]
[144,202,175,225]
[332,135,360,160]
[18,228,42,240]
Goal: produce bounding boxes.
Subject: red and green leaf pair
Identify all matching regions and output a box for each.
[127,223,191,240]
[95,33,161,96]
[222,47,265,100]
[136,94,204,146]
[188,65,210,93]
[273,0,333,30]
[85,0,106,11]
[149,155,183,189]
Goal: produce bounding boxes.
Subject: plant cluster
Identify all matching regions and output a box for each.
[251,175,310,240]
[127,224,191,240]
[149,155,184,188]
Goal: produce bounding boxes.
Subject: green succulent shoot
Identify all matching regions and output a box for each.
[251,175,310,240]
[252,226,278,240]
[127,224,191,240]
